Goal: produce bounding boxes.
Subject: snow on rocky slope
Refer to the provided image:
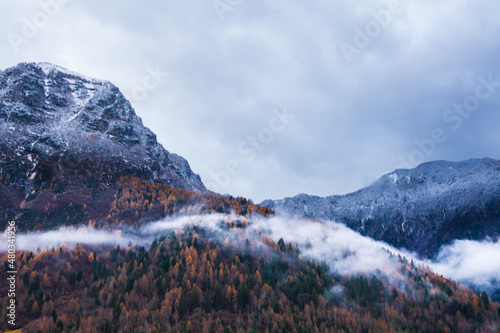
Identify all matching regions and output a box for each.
[0,62,205,193]
[261,158,500,257]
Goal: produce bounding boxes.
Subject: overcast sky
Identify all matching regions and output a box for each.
[1,0,500,202]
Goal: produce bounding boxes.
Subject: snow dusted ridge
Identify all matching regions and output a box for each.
[0,62,205,193]
[261,158,500,257]
[37,62,106,85]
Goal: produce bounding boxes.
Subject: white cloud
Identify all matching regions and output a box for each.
[4,213,499,293]
[426,238,500,287]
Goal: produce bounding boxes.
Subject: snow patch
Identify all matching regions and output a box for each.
[388,172,398,183]
[38,62,105,84]
[83,82,96,90]
[44,78,51,97]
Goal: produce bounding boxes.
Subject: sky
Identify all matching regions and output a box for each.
[1,0,500,202]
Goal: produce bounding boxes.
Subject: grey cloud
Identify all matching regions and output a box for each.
[1,0,500,201]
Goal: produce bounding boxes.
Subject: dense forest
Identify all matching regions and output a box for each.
[2,219,499,332]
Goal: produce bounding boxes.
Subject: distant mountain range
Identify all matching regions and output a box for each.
[0,62,205,229]
[261,158,500,257]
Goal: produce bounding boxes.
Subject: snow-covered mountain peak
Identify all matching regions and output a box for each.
[0,62,205,192]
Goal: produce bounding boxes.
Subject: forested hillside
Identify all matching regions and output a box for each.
[2,219,498,332]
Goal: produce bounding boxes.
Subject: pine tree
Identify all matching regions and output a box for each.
[480,291,490,309]
[191,286,201,310]
[214,283,223,310]
[203,290,212,313]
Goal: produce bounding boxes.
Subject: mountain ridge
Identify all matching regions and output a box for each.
[261,157,500,257]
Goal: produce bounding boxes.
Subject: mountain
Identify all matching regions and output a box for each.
[0,62,205,229]
[261,158,500,257]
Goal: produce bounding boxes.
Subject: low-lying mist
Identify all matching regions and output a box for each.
[424,238,500,295]
[2,212,498,295]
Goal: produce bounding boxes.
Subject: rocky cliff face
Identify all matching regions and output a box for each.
[261,159,500,257]
[0,62,205,229]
